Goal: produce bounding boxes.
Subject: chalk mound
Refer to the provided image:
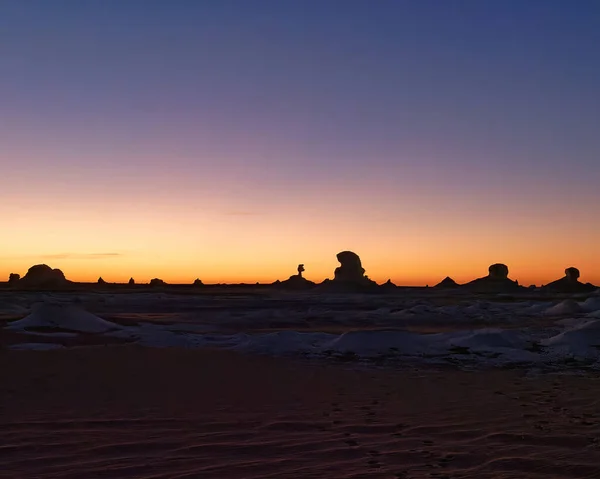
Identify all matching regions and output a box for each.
[19,264,69,289]
[7,303,119,333]
[544,299,583,316]
[447,328,530,352]
[324,330,433,356]
[542,320,600,358]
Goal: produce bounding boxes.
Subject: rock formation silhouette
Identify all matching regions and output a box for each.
[193,278,204,286]
[318,251,378,292]
[19,264,69,289]
[97,277,106,285]
[8,273,20,286]
[149,278,166,287]
[334,251,366,282]
[128,277,135,285]
[278,264,315,290]
[464,263,522,293]
[543,267,597,293]
[434,276,459,289]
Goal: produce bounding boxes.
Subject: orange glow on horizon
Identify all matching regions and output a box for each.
[1,165,598,288]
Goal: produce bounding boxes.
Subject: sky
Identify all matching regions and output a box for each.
[1,0,599,286]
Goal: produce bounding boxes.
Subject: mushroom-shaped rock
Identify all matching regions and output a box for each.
[565,267,580,282]
[8,273,20,285]
[434,276,460,289]
[193,278,204,286]
[19,264,69,289]
[149,278,166,287]
[128,277,135,285]
[543,267,597,293]
[464,263,522,293]
[278,264,315,290]
[488,263,509,279]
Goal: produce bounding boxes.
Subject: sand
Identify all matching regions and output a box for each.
[2,347,600,478]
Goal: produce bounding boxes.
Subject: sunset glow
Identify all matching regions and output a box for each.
[1,1,599,286]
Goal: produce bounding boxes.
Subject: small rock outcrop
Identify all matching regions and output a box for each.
[278,264,315,290]
[149,278,166,287]
[464,263,522,293]
[193,278,203,286]
[543,267,597,293]
[98,277,106,285]
[128,277,135,285]
[8,273,20,286]
[19,264,69,289]
[434,276,459,289]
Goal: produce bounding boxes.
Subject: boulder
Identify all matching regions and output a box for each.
[8,273,20,286]
[149,278,166,287]
[193,278,204,286]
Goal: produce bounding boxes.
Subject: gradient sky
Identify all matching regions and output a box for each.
[1,0,599,285]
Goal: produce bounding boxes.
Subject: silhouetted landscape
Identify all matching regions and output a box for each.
[4,0,600,477]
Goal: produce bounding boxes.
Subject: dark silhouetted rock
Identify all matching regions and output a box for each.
[381,279,397,291]
[334,251,366,282]
[488,263,509,279]
[278,264,315,290]
[128,277,135,285]
[434,276,459,289]
[149,278,166,287]
[543,267,597,293]
[8,273,20,285]
[193,278,203,286]
[19,264,69,289]
[565,267,580,281]
[319,251,378,292]
[98,277,106,285]
[464,264,522,293]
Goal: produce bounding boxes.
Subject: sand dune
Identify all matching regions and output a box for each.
[2,347,600,478]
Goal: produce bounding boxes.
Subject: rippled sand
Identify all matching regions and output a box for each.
[2,346,600,478]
